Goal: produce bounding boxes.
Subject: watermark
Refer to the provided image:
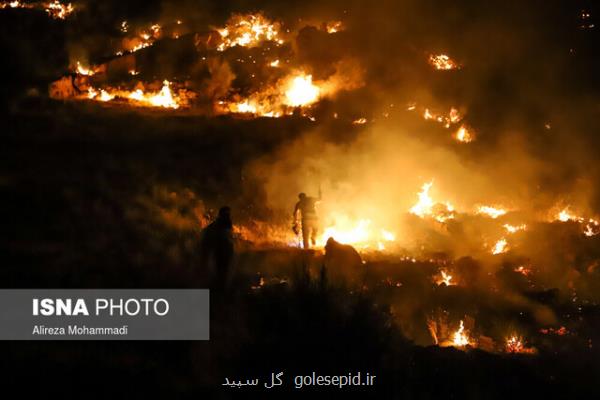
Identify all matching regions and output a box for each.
[222,371,377,390]
[0,289,209,340]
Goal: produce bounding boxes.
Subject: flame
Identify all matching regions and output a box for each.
[429,54,460,70]
[492,238,509,254]
[325,21,343,33]
[1,1,74,19]
[410,181,455,222]
[44,0,73,19]
[553,208,599,236]
[410,182,434,217]
[505,335,536,354]
[317,214,396,250]
[452,320,471,347]
[128,81,179,109]
[514,265,532,276]
[556,207,583,222]
[435,270,454,286]
[418,106,463,128]
[269,59,280,67]
[85,81,189,109]
[284,74,320,107]
[504,223,527,233]
[454,125,474,143]
[584,219,600,237]
[75,62,94,76]
[477,206,507,219]
[120,23,163,55]
[217,72,323,117]
[216,13,282,51]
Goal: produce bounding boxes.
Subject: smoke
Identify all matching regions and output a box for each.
[203,57,236,99]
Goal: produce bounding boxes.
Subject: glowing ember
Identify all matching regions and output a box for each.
[325,20,343,33]
[269,59,280,67]
[1,1,74,19]
[216,13,282,51]
[454,125,474,143]
[514,265,532,276]
[284,74,320,107]
[429,54,460,70]
[452,320,471,347]
[492,238,509,255]
[477,206,507,219]
[44,0,73,19]
[505,335,536,354]
[0,1,30,9]
[352,118,367,125]
[418,106,463,128]
[584,219,600,237]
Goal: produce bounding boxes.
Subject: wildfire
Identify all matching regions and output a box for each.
[452,320,471,347]
[317,215,396,250]
[514,265,532,276]
[86,81,189,109]
[556,207,584,223]
[217,72,322,117]
[1,1,74,19]
[417,106,463,128]
[454,125,474,143]
[504,223,527,233]
[284,74,320,107]
[428,54,460,70]
[44,0,72,19]
[435,270,454,286]
[75,62,95,76]
[216,13,283,51]
[551,207,600,236]
[584,219,600,237]
[477,206,507,219]
[0,1,31,9]
[505,335,536,354]
[410,182,435,217]
[492,238,509,255]
[410,181,455,222]
[325,20,343,33]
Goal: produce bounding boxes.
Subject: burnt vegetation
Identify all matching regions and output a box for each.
[2,0,600,398]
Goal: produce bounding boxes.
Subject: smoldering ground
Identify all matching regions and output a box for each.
[2,0,600,397]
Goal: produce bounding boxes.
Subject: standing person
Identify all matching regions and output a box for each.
[293,188,321,249]
[200,206,234,292]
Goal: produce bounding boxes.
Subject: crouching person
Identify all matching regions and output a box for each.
[323,237,365,287]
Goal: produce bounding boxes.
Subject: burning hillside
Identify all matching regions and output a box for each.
[2,0,600,396]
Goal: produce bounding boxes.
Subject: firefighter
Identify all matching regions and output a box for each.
[293,189,321,249]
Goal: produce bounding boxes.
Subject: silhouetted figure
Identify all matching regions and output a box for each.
[200,206,234,292]
[324,237,364,286]
[293,190,321,249]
